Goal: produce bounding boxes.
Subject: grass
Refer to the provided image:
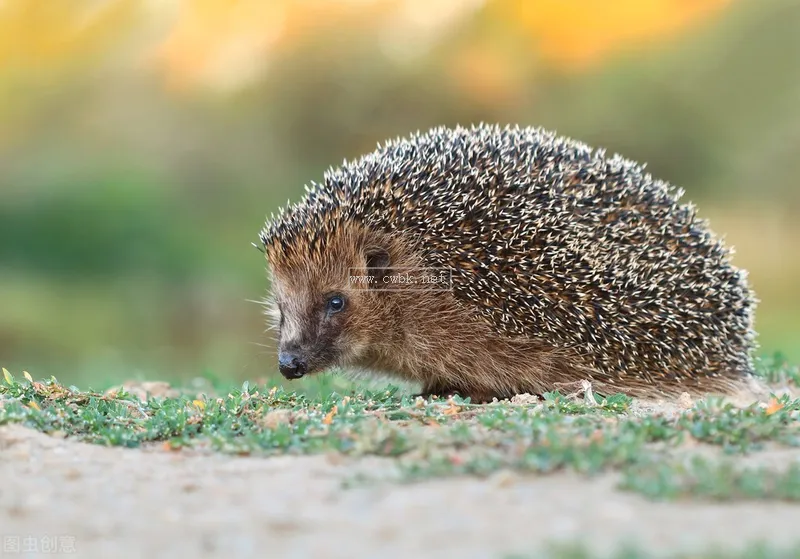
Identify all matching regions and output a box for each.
[2,356,800,504]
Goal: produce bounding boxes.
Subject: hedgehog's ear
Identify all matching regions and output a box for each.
[364,246,391,286]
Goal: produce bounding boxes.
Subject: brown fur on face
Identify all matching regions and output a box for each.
[266,225,418,378]
[265,223,745,403]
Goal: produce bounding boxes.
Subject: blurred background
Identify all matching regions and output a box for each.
[0,0,797,388]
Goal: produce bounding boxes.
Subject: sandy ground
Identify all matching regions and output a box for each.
[2,424,800,559]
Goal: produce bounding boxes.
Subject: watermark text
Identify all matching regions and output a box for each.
[2,534,77,555]
[348,267,453,292]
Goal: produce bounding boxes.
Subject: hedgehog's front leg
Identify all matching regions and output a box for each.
[413,380,458,401]
[414,382,496,404]
[413,389,457,400]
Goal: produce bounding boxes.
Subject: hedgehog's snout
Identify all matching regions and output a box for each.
[278,351,308,380]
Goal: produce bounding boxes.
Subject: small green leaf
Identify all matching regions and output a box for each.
[2,368,14,386]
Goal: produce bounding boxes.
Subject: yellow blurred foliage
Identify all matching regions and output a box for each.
[153,0,284,92]
[491,0,732,69]
[448,44,525,107]
[0,0,733,92]
[0,0,137,70]
[0,0,138,146]
[153,0,406,91]
[153,0,732,90]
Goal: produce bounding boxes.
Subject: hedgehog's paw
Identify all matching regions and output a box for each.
[414,385,499,405]
[413,388,458,401]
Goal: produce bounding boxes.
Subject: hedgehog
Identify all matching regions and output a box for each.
[257,124,757,402]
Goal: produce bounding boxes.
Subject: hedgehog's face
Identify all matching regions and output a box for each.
[266,242,393,380]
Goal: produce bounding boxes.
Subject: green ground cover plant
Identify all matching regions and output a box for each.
[2,353,799,503]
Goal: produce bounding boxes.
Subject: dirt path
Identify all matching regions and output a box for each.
[1,424,799,559]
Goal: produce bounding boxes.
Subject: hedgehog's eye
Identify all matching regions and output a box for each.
[326,295,345,314]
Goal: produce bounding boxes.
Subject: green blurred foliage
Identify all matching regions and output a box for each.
[0,0,798,386]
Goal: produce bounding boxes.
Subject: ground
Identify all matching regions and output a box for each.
[2,362,800,559]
